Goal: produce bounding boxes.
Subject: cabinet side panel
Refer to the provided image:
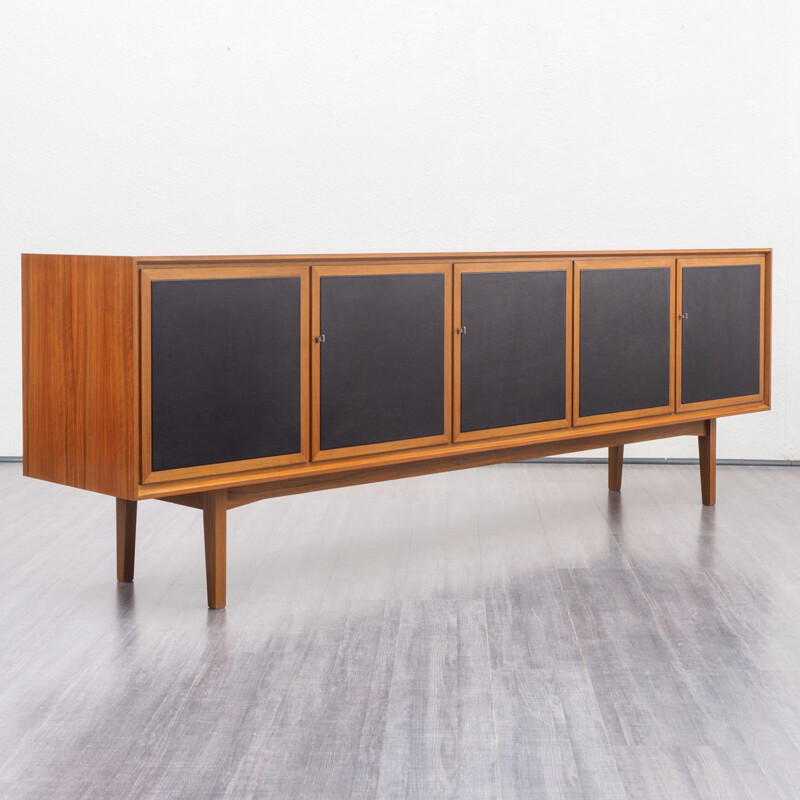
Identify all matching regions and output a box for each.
[84,257,138,497]
[22,254,137,498]
[22,254,70,485]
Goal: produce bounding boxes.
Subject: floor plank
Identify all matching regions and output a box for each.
[3,462,800,799]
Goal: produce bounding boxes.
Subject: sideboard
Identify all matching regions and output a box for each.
[22,249,772,608]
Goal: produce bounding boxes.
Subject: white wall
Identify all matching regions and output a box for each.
[1,0,798,459]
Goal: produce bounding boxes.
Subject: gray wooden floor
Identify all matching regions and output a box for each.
[2,461,800,799]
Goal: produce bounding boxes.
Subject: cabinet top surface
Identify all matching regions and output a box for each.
[23,248,771,266]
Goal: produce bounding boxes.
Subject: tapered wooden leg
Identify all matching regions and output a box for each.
[116,499,137,582]
[608,445,624,492]
[203,489,227,609]
[699,418,716,506]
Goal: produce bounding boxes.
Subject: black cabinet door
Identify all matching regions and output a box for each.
[455,262,571,440]
[678,257,765,409]
[313,264,451,459]
[145,267,309,478]
[575,259,675,424]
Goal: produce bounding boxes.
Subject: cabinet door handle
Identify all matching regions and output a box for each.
[315,334,326,344]
[456,326,467,335]
[678,312,688,320]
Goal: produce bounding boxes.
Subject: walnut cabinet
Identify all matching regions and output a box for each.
[22,249,771,608]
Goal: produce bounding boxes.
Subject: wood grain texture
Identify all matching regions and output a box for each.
[21,250,771,611]
[608,445,624,491]
[155,493,204,509]
[531,467,629,571]
[611,746,752,799]
[135,247,771,266]
[22,254,138,498]
[224,420,707,509]
[115,498,137,582]
[376,600,501,799]
[492,669,601,799]
[21,249,770,505]
[478,468,585,669]
[699,418,717,506]
[560,567,680,673]
[203,488,227,609]
[141,413,727,500]
[764,249,773,408]
[4,461,800,798]
[146,419,707,609]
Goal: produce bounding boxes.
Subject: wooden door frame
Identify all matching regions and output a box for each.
[452,259,573,443]
[311,262,453,462]
[676,255,768,413]
[140,265,311,485]
[573,257,676,427]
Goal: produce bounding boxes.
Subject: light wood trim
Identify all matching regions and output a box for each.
[131,257,141,499]
[452,260,573,443]
[574,258,677,268]
[156,494,204,509]
[677,395,763,413]
[135,248,771,267]
[310,262,452,461]
[676,255,767,413]
[573,257,676,427]
[140,264,311,484]
[313,435,450,462]
[140,272,152,482]
[137,400,768,500]
[225,419,707,508]
[144,452,309,484]
[674,256,770,267]
[764,249,772,407]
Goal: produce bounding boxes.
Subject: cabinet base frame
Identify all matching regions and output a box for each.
[116,417,716,609]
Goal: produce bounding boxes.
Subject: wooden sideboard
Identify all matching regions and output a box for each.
[22,249,772,608]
